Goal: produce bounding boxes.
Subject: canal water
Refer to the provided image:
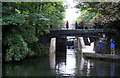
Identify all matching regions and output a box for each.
[2,47,120,77]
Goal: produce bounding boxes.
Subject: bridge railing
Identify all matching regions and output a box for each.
[50,25,115,32]
[50,28,115,33]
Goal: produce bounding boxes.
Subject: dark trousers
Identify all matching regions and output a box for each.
[99,47,103,54]
[66,26,68,29]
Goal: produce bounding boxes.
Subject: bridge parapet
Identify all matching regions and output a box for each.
[51,29,115,32]
[49,29,115,37]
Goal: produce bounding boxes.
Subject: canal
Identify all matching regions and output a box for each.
[2,47,120,77]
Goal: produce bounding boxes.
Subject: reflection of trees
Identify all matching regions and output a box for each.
[3,58,55,76]
[3,53,120,76]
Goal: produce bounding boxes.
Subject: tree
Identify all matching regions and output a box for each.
[2,2,65,62]
[75,2,120,54]
[75,2,120,29]
[75,9,101,28]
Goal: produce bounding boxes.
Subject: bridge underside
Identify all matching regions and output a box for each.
[48,29,114,38]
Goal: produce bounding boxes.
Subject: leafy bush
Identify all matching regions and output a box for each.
[39,44,48,57]
[2,13,27,26]
[27,48,35,56]
[28,42,41,56]
[2,2,65,62]
[20,25,38,43]
[29,42,48,57]
[4,34,29,61]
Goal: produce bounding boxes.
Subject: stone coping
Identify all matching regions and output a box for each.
[83,53,120,62]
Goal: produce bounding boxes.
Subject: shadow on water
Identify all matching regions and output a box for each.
[2,45,120,77]
[2,57,56,76]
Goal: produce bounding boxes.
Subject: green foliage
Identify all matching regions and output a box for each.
[4,34,29,61]
[76,2,120,54]
[28,42,41,56]
[2,14,27,25]
[76,2,120,26]
[75,9,101,28]
[2,2,65,62]
[29,42,48,57]
[20,25,38,43]
[27,48,35,56]
[39,44,48,56]
[115,49,120,55]
[76,9,97,22]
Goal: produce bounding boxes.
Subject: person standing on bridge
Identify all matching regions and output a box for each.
[78,20,83,29]
[94,18,98,29]
[75,21,78,29]
[84,21,88,29]
[66,21,69,29]
[80,20,84,29]
[110,39,115,55]
[98,39,103,54]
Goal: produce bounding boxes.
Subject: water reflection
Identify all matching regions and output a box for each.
[75,52,94,76]
[55,49,76,76]
[3,58,55,76]
[110,63,115,77]
[2,48,120,77]
[54,47,120,77]
[49,52,56,70]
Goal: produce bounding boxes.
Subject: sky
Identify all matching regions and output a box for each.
[63,0,81,24]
